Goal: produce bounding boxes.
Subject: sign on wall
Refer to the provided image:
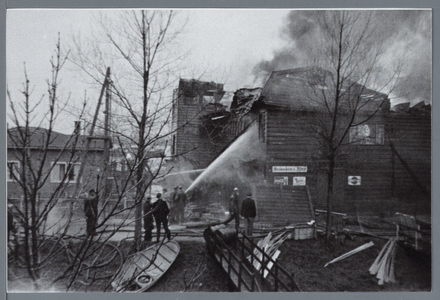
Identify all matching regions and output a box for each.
[272,166,307,173]
[293,177,306,186]
[274,176,288,185]
[348,176,361,186]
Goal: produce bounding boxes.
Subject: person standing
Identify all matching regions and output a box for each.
[169,186,178,224]
[175,186,187,224]
[241,192,257,236]
[229,187,240,232]
[83,189,98,237]
[143,196,154,242]
[8,203,16,243]
[152,193,171,242]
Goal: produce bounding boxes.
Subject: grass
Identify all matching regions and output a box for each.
[8,235,431,292]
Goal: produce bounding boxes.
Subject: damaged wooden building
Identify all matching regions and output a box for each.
[169,67,431,226]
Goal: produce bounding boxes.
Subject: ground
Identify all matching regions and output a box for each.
[8,233,431,292]
[278,236,431,292]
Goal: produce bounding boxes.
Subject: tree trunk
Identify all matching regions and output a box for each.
[325,154,335,241]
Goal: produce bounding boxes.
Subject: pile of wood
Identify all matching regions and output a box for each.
[248,231,289,278]
[369,238,397,285]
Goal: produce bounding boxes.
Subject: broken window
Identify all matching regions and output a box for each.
[349,124,385,145]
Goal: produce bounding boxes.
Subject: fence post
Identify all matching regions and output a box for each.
[290,272,295,291]
[251,271,255,292]
[241,234,245,259]
[238,258,242,290]
[261,251,265,285]
[275,265,279,291]
[228,250,231,277]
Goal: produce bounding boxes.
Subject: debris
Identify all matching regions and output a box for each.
[324,241,374,267]
[369,238,397,285]
[248,231,289,271]
[264,250,281,278]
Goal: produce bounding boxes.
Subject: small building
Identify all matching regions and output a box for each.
[7,126,105,202]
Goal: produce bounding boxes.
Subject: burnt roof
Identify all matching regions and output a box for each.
[259,67,390,112]
[7,127,105,151]
[391,101,431,116]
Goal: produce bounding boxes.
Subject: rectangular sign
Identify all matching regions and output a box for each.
[348,176,361,186]
[293,176,306,186]
[274,176,288,185]
[272,166,307,173]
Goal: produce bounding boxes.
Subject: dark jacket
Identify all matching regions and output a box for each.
[152,199,170,221]
[143,201,154,227]
[84,193,98,218]
[241,197,256,218]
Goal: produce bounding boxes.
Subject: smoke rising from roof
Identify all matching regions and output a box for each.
[253,10,432,106]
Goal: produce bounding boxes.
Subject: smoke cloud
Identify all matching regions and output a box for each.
[253,10,432,105]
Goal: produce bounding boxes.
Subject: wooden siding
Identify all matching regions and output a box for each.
[262,108,409,215]
[389,114,431,209]
[255,185,314,226]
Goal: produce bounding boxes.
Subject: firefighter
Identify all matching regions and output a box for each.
[228,187,240,232]
[175,186,187,224]
[152,193,171,242]
[241,192,257,236]
[143,196,154,242]
[83,189,98,237]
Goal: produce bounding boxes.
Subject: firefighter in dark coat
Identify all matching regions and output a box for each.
[84,189,98,237]
[143,196,154,242]
[241,192,257,236]
[152,193,171,242]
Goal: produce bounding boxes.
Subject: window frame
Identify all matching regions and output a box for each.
[50,162,81,183]
[7,160,20,182]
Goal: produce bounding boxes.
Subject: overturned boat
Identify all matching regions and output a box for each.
[111,240,180,292]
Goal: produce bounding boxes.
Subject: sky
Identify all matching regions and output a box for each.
[6,9,291,133]
[6,9,432,134]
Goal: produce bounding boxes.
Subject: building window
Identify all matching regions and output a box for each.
[51,162,81,183]
[349,124,385,145]
[7,161,20,182]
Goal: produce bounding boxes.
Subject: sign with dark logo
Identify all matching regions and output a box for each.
[348,176,361,186]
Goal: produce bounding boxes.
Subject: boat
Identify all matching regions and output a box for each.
[111,240,180,292]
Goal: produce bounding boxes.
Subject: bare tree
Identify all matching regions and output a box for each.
[300,11,402,240]
[6,36,90,290]
[70,10,187,251]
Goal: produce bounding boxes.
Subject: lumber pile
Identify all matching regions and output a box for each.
[248,231,289,278]
[369,238,397,285]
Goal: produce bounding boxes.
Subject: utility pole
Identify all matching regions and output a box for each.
[74,67,111,198]
[103,68,112,202]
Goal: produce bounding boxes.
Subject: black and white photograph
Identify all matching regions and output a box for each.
[6,8,432,293]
